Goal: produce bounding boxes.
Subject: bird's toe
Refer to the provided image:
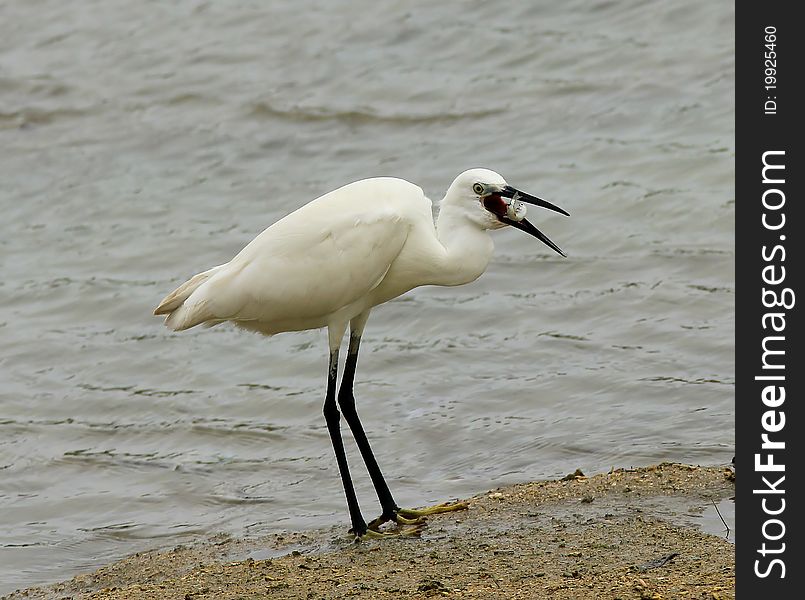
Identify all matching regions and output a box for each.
[368,508,430,531]
[396,501,469,519]
[356,523,424,541]
[393,512,427,526]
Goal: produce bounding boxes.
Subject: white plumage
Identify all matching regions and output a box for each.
[157,177,419,333]
[154,168,568,538]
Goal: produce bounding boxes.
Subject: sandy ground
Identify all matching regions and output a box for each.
[5,463,735,600]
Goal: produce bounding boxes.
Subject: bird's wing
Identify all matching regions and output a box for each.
[222,210,411,324]
[168,178,431,331]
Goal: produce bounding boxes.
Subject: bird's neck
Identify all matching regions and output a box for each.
[432,203,494,287]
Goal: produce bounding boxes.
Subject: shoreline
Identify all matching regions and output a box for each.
[5,462,735,599]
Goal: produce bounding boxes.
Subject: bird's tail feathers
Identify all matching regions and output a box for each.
[163,298,215,331]
[154,264,224,330]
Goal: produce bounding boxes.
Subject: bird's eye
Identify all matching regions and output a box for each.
[472,183,485,195]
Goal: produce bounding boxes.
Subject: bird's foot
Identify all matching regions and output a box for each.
[349,516,426,541]
[367,511,424,531]
[355,523,425,541]
[367,501,469,532]
[397,501,469,520]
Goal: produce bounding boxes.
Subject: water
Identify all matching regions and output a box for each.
[700,498,735,543]
[0,0,734,593]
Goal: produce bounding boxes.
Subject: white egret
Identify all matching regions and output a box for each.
[154,168,569,538]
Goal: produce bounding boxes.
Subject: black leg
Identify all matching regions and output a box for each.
[322,348,368,537]
[338,329,401,520]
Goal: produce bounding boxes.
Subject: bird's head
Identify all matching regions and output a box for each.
[444,168,570,257]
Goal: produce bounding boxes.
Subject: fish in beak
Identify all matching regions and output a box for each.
[484,185,569,257]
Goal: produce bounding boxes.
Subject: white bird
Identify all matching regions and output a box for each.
[154,168,568,539]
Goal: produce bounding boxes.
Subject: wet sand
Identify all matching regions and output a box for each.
[5,463,735,600]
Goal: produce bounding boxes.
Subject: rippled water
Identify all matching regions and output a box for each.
[0,0,734,593]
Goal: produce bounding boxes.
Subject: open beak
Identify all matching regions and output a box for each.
[498,186,569,257]
[500,186,570,217]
